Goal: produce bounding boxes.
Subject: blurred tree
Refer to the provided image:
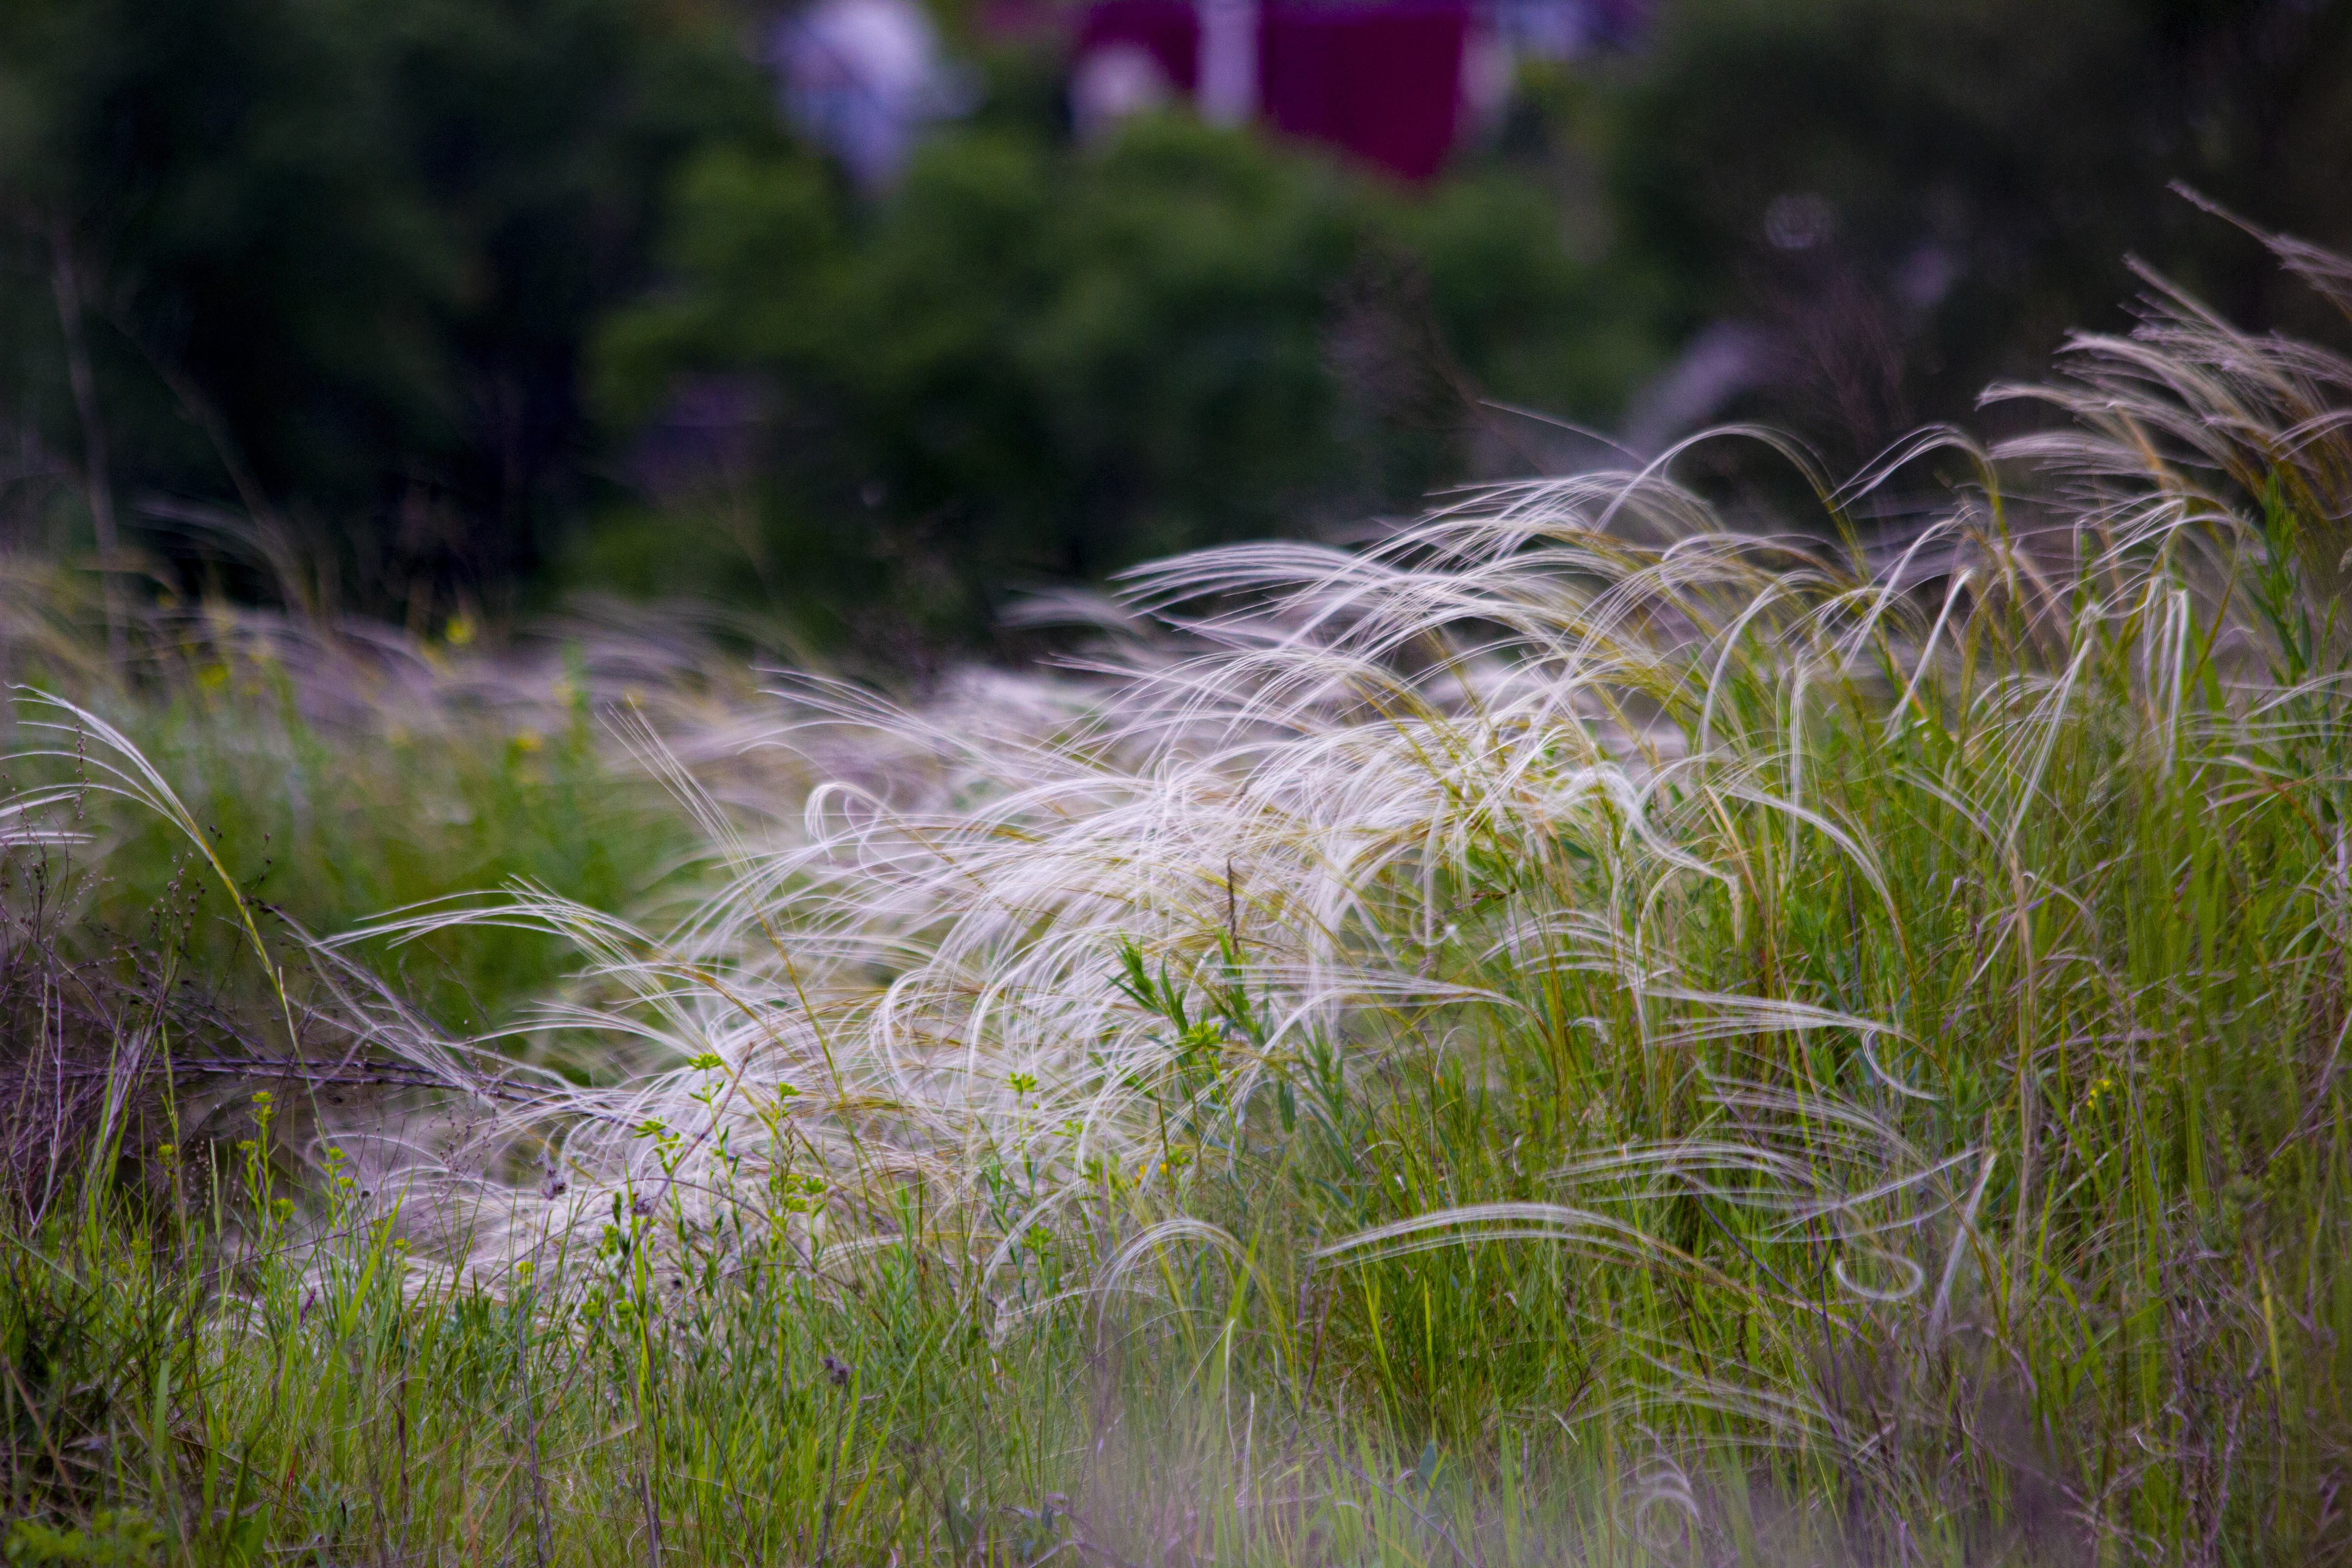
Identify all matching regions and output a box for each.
[588,114,1653,653]
[1603,0,2352,465]
[0,0,772,614]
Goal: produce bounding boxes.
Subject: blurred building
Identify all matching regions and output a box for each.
[1068,0,1641,180]
[768,0,1643,188]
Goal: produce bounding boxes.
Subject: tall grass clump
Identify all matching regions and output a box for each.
[6,228,2352,1563]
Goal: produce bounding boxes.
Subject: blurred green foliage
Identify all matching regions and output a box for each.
[0,0,771,604]
[585,115,1655,645]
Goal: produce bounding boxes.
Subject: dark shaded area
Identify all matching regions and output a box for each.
[1605,0,2352,466]
[0,0,772,612]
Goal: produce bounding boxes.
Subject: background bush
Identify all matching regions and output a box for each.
[587,117,1658,646]
[1601,0,2352,462]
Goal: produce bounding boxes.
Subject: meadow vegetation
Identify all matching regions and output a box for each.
[4,233,2352,1564]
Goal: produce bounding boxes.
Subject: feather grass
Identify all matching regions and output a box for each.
[4,226,2352,1560]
